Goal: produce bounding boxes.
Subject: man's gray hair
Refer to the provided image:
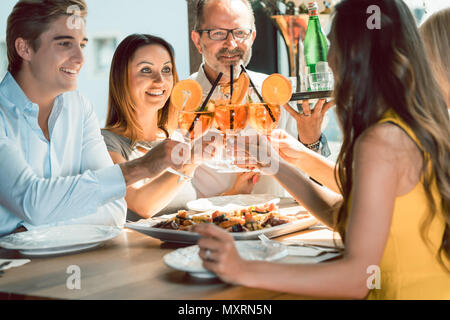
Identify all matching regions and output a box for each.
[194,0,256,30]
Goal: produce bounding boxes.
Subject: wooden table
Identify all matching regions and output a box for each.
[0,199,337,300]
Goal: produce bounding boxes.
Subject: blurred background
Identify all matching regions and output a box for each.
[0,0,448,160]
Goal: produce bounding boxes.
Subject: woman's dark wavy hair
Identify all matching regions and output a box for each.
[104,34,178,143]
[331,0,450,269]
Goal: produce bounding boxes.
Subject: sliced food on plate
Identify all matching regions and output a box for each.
[152,200,312,233]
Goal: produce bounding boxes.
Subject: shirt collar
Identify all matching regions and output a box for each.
[195,63,266,89]
[0,72,35,111]
[195,64,213,92]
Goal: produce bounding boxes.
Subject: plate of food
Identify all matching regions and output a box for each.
[186,194,280,212]
[164,240,288,279]
[0,225,122,256]
[125,200,318,244]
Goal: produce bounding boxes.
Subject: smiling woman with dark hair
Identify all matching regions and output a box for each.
[102,34,199,221]
[193,0,450,299]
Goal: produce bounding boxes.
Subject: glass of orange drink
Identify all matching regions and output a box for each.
[171,79,216,142]
[247,92,281,136]
[177,101,215,141]
[167,79,218,180]
[203,72,254,172]
[248,73,292,136]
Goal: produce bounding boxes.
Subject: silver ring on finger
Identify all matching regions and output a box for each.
[302,113,311,117]
[205,249,212,261]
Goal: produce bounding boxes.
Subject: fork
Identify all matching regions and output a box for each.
[258,234,285,249]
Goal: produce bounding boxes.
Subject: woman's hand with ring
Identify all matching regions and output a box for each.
[193,223,249,285]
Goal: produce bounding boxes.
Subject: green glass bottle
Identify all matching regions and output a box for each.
[304,2,329,78]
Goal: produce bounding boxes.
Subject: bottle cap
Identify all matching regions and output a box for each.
[308,2,319,15]
[308,2,319,10]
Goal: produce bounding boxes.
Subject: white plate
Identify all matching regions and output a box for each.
[0,225,122,256]
[18,243,103,257]
[186,194,280,212]
[164,240,288,279]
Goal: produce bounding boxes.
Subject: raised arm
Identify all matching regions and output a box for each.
[109,150,198,219]
[194,123,406,299]
[0,134,126,227]
[272,159,341,228]
[270,129,339,193]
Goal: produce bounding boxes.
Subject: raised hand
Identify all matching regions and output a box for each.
[225,134,281,175]
[283,99,335,145]
[269,129,310,166]
[222,171,260,195]
[120,139,190,186]
[190,130,222,165]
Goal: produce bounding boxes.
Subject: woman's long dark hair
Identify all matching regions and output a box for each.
[104,34,179,143]
[331,0,450,269]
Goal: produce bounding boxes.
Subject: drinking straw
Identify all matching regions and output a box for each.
[230,65,234,102]
[240,64,276,123]
[229,65,235,131]
[188,72,223,134]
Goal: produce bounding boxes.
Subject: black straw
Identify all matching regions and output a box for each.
[229,65,234,130]
[240,64,276,123]
[188,72,223,134]
[230,65,234,102]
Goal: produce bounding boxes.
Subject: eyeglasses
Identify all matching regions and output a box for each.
[196,28,253,41]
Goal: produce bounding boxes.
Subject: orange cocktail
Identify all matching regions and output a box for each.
[178,109,215,140]
[248,103,281,135]
[213,71,250,135]
[214,103,248,135]
[171,79,215,141]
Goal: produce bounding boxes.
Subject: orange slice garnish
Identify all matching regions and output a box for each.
[231,72,250,104]
[261,73,292,105]
[220,72,250,105]
[170,80,203,111]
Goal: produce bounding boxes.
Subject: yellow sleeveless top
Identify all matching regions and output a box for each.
[366,110,450,300]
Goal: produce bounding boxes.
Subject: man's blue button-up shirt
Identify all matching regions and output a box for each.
[0,72,126,237]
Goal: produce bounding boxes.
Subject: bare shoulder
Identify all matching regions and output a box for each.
[354,122,423,195]
[355,122,421,162]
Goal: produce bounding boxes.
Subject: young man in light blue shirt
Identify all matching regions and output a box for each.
[0,0,187,236]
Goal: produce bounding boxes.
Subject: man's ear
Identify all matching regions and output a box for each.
[15,37,33,62]
[191,30,202,55]
[250,30,257,46]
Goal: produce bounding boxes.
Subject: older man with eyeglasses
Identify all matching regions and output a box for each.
[189,0,333,198]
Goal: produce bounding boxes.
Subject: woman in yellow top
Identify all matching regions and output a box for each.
[192,0,450,299]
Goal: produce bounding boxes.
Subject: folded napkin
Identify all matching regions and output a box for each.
[0,258,31,271]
